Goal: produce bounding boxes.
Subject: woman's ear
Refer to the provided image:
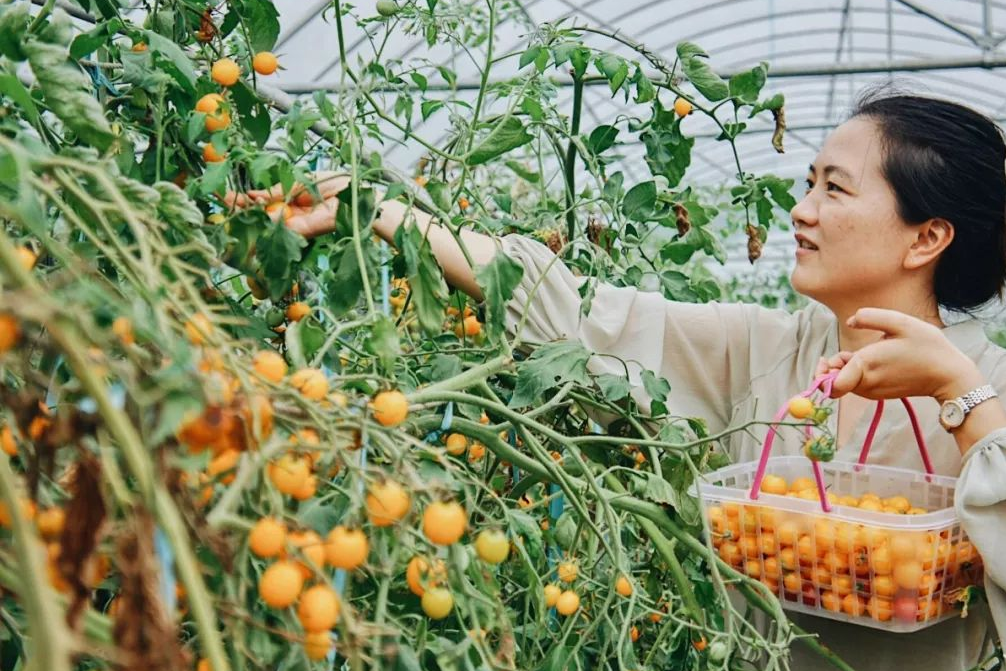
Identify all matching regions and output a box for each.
[905,217,954,270]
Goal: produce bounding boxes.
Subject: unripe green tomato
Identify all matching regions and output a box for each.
[554,511,576,550]
[265,306,285,328]
[707,640,728,664]
[131,89,150,109]
[376,0,399,17]
[803,435,836,462]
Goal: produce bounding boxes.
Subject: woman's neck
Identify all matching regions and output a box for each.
[830,297,943,352]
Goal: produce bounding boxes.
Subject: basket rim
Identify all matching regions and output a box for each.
[692,456,959,528]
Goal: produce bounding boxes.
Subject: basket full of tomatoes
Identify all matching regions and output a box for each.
[695,372,984,632]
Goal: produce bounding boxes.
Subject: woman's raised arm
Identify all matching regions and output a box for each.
[226,172,498,301]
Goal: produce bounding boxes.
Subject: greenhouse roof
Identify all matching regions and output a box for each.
[263,0,1006,185]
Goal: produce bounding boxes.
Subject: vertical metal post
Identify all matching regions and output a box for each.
[887,0,895,83]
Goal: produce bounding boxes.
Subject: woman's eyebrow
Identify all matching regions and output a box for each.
[807,164,854,181]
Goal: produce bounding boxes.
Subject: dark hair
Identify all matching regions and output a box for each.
[850,86,1006,312]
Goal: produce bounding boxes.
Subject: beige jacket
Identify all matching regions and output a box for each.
[501,233,1006,670]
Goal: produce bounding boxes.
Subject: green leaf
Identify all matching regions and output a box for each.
[639,471,677,506]
[121,50,173,91]
[554,510,577,550]
[594,53,628,95]
[255,222,307,299]
[641,369,670,406]
[409,72,427,92]
[297,318,326,364]
[569,46,590,79]
[756,197,773,227]
[587,125,619,155]
[365,315,400,374]
[622,181,656,221]
[534,47,550,72]
[520,95,543,121]
[25,40,116,151]
[552,42,576,67]
[466,117,533,166]
[602,172,624,204]
[154,182,202,229]
[596,373,630,403]
[428,354,462,381]
[676,42,729,102]
[334,185,377,238]
[661,240,695,265]
[436,65,456,89]
[230,81,272,148]
[519,45,543,70]
[504,160,540,183]
[667,465,701,526]
[397,224,449,334]
[751,92,785,115]
[728,62,768,104]
[633,67,656,104]
[716,121,746,141]
[475,250,524,341]
[242,0,281,52]
[659,270,698,302]
[420,99,443,121]
[760,175,797,210]
[198,161,230,196]
[70,20,117,60]
[510,341,592,407]
[507,509,544,563]
[424,179,451,213]
[142,30,197,92]
[325,244,364,315]
[0,74,39,125]
[690,226,726,264]
[640,105,693,188]
[0,2,29,60]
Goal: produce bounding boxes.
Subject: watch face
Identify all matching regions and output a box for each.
[941,401,966,428]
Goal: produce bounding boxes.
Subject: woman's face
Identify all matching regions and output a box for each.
[789,116,920,306]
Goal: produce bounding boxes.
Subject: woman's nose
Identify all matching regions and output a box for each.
[791,193,818,228]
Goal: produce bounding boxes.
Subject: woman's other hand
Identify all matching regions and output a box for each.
[825,308,982,402]
[223,172,350,239]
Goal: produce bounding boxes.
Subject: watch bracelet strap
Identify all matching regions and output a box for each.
[959,384,998,413]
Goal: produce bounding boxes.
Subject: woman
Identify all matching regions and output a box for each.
[235,90,1006,669]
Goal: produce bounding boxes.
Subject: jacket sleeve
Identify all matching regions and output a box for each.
[499,234,805,434]
[954,426,1006,642]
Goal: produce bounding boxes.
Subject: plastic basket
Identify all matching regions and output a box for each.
[694,371,984,632]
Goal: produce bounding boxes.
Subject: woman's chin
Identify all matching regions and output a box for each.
[789,270,819,301]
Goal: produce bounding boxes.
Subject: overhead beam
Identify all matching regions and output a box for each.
[893,0,990,48]
[277,54,1006,94]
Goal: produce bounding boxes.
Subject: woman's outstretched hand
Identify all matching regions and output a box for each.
[223,172,350,239]
[816,308,983,402]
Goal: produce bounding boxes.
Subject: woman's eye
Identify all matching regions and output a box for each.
[826,182,844,193]
[804,180,814,192]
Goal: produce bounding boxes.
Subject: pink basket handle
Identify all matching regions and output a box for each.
[747,370,933,513]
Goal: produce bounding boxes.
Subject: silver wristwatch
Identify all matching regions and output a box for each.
[938,384,999,432]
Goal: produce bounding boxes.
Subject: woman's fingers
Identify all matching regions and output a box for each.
[310,172,351,199]
[815,351,854,376]
[222,190,270,209]
[284,200,338,239]
[830,355,866,398]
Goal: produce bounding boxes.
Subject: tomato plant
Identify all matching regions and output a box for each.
[0,1,840,671]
